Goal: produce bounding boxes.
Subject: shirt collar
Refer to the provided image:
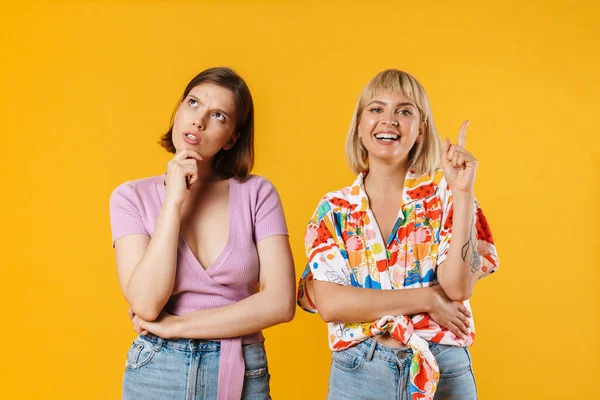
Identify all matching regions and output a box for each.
[349,169,442,212]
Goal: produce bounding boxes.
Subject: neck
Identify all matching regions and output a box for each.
[188,159,227,194]
[364,157,408,195]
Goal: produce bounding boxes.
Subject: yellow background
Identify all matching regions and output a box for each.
[1,0,598,398]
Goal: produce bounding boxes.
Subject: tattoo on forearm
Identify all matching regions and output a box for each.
[461,213,481,273]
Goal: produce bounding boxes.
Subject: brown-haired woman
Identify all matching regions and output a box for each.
[110,67,295,400]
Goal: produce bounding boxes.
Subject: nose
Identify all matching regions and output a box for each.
[192,111,208,130]
[381,116,399,127]
[379,109,398,127]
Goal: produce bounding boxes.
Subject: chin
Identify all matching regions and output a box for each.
[173,140,194,152]
[374,151,406,160]
[371,153,409,166]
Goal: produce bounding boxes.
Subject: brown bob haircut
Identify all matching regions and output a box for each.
[159,67,254,180]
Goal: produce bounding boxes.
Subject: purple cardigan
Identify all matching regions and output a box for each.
[110,174,288,399]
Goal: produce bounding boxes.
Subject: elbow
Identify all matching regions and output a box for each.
[132,307,161,322]
[316,303,340,323]
[129,300,162,322]
[277,297,296,323]
[310,287,341,323]
[438,273,475,302]
[125,286,167,322]
[134,309,161,322]
[319,313,335,324]
[444,285,473,302]
[280,302,296,323]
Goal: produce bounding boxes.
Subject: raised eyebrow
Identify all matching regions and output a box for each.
[187,95,232,119]
[187,94,202,103]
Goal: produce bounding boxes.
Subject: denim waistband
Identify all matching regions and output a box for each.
[139,333,265,352]
[140,333,221,352]
[350,338,460,365]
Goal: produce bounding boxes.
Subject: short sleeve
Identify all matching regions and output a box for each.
[297,198,352,313]
[436,180,500,277]
[109,182,150,247]
[253,177,288,242]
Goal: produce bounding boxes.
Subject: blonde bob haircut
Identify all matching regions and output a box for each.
[345,69,443,176]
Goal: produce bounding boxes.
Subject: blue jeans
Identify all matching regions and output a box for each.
[327,338,477,400]
[122,334,271,400]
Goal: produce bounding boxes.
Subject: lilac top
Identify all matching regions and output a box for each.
[109,174,288,400]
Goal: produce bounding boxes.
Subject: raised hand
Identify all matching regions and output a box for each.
[164,150,202,206]
[441,120,478,195]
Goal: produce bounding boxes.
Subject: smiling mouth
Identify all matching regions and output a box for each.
[374,133,400,141]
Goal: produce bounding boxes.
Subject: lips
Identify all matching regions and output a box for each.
[374,131,400,141]
[183,132,200,145]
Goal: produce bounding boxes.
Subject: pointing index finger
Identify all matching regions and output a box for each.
[457,120,469,148]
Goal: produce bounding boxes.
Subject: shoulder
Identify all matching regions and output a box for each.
[321,184,354,204]
[311,183,358,221]
[110,175,163,204]
[238,173,271,185]
[233,175,285,218]
[403,169,451,202]
[235,174,279,196]
[237,174,274,187]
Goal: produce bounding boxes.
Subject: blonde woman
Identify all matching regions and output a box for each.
[298,69,499,400]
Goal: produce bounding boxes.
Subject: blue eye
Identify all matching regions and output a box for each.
[188,98,198,107]
[370,107,383,113]
[398,109,412,115]
[213,112,226,122]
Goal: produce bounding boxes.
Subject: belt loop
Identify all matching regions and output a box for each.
[365,339,377,362]
[153,336,163,352]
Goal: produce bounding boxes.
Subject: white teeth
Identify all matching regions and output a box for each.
[375,133,400,140]
[186,134,198,141]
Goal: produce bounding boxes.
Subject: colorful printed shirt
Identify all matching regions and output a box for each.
[297,170,499,399]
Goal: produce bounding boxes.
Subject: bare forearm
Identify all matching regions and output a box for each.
[126,202,181,319]
[439,194,479,301]
[174,289,295,339]
[313,280,435,323]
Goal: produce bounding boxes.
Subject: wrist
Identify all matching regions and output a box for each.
[162,199,184,211]
[169,314,185,338]
[452,191,475,203]
[425,287,439,313]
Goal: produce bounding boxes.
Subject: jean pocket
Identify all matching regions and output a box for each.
[435,346,472,380]
[243,342,269,379]
[331,349,364,373]
[125,336,157,370]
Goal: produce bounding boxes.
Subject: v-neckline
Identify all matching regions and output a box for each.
[360,173,406,248]
[365,206,404,248]
[362,192,405,248]
[156,176,237,277]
